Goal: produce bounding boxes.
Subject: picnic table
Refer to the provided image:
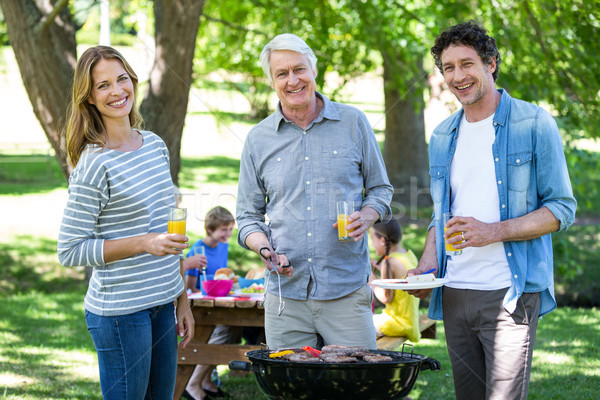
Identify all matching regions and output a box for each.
[173,293,265,400]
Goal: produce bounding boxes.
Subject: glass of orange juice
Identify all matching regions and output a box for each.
[168,207,187,256]
[336,201,355,242]
[443,212,462,256]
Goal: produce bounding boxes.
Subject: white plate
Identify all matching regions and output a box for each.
[371,278,449,290]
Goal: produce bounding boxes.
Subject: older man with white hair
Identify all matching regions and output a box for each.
[236,33,393,349]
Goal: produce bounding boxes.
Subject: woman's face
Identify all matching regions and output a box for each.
[87,58,134,122]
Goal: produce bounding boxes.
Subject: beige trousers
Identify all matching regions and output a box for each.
[264,284,377,349]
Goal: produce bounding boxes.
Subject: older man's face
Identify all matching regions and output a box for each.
[270,50,317,115]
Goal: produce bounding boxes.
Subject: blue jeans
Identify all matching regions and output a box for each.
[85,302,177,400]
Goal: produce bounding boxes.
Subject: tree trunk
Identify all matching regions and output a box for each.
[139,0,206,186]
[0,0,76,179]
[382,52,431,220]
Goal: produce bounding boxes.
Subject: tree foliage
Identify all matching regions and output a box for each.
[0,8,9,46]
[197,0,434,208]
[194,1,271,119]
[2,0,598,190]
[0,0,203,184]
[194,0,377,119]
[0,0,77,178]
[476,0,600,140]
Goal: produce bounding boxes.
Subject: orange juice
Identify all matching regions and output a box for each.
[168,219,186,239]
[337,214,352,242]
[444,227,463,255]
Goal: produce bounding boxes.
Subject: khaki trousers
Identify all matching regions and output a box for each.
[264,284,377,349]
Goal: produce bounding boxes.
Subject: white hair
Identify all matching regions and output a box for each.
[260,33,318,85]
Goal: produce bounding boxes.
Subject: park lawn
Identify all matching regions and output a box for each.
[1,135,599,398]
[217,308,600,400]
[1,280,598,399]
[1,152,599,398]
[0,235,599,399]
[0,291,102,400]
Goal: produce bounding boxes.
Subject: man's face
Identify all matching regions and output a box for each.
[269,50,317,114]
[440,44,496,107]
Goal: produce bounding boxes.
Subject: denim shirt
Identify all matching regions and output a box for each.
[236,92,393,301]
[428,89,576,320]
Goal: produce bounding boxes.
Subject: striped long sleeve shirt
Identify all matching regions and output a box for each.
[57,131,184,316]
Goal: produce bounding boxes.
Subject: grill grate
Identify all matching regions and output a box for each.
[250,348,426,365]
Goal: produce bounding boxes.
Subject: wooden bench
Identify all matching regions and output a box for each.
[376,314,437,351]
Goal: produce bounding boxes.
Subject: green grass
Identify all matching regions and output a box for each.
[528,308,600,399]
[2,284,598,399]
[179,156,241,188]
[0,291,101,400]
[0,235,86,297]
[215,308,600,400]
[1,136,599,398]
[1,230,599,398]
[0,155,67,195]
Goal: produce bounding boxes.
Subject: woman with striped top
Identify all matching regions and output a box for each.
[57,46,194,400]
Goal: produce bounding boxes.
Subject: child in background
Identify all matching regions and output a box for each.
[183,206,239,400]
[183,206,233,292]
[369,219,421,343]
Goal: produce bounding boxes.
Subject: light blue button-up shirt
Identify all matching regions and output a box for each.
[236,92,393,301]
[427,89,576,319]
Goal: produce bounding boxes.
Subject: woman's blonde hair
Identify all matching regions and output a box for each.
[66,46,143,167]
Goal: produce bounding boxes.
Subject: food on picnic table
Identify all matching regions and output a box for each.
[245,267,266,279]
[241,283,264,293]
[214,267,237,282]
[267,345,392,363]
[405,273,435,283]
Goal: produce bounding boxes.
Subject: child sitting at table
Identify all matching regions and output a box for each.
[183,206,239,400]
[183,206,234,291]
[369,219,421,343]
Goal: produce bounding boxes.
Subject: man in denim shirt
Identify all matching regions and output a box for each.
[236,33,393,349]
[408,22,576,399]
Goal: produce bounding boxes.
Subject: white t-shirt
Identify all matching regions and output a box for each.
[446,113,511,290]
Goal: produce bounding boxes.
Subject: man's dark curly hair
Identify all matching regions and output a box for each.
[431,21,501,81]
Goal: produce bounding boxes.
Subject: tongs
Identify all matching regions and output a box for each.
[262,260,285,316]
